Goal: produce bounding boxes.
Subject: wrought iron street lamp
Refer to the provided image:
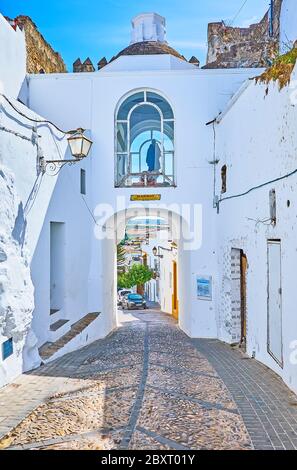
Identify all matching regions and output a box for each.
[67,128,93,159]
[152,246,163,259]
[153,243,177,258]
[39,128,93,175]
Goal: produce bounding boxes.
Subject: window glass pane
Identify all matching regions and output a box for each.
[116,123,127,152]
[131,153,141,173]
[146,92,174,119]
[117,92,145,120]
[130,105,161,144]
[131,130,151,153]
[116,154,128,183]
[164,121,174,146]
[165,152,174,175]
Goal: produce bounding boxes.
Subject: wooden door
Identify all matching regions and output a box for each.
[172,261,179,320]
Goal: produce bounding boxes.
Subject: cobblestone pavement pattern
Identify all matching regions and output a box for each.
[0,310,296,450]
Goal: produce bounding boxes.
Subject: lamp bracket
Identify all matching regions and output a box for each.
[39,157,81,176]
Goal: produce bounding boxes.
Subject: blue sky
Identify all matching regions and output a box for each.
[1,0,271,70]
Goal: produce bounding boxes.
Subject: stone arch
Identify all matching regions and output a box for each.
[100,206,192,335]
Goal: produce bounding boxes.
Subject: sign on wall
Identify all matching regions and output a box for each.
[130,194,161,201]
[196,276,212,301]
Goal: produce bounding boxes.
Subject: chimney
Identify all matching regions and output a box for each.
[130,13,167,44]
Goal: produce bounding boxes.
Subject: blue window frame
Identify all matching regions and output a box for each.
[2,338,13,360]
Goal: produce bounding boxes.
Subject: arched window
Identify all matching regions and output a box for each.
[115,90,175,187]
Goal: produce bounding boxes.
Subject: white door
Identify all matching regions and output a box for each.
[267,241,283,367]
[50,222,65,312]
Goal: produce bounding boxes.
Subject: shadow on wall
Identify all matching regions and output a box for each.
[12,202,27,247]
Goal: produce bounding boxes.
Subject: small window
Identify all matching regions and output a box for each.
[80,169,86,195]
[221,165,227,194]
[2,338,13,360]
[269,189,276,225]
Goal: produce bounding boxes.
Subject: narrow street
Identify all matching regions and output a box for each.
[0,310,297,450]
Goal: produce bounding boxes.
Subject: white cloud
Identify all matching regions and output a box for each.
[170,40,207,51]
[239,15,260,28]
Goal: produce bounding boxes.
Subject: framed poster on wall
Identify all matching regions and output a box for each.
[197,276,212,301]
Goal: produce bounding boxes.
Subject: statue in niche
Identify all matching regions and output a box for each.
[145,139,161,185]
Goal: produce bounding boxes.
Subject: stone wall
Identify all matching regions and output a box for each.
[205,0,283,69]
[9,16,66,74]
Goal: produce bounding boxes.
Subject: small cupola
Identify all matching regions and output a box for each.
[130,13,167,44]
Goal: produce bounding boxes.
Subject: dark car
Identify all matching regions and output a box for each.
[122,294,147,310]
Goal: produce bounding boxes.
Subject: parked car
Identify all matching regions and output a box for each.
[122,294,147,310]
[117,289,133,306]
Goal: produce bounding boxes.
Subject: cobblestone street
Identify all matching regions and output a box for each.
[0,310,297,450]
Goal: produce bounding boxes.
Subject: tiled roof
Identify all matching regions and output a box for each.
[111,41,186,61]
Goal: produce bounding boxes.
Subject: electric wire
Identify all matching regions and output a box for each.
[228,0,249,27]
[47,127,99,226]
[0,93,69,134]
[219,167,297,206]
[1,94,97,224]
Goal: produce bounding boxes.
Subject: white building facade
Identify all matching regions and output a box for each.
[1,1,297,394]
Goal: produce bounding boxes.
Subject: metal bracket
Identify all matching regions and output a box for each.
[39,158,78,176]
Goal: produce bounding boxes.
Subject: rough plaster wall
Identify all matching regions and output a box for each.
[0,166,40,388]
[205,0,282,69]
[218,245,233,342]
[230,248,242,343]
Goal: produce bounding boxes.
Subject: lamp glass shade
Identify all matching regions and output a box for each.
[81,136,93,157]
[68,131,93,159]
[152,247,157,257]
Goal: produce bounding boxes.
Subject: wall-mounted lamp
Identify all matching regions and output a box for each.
[152,246,164,258]
[153,243,178,259]
[39,128,93,175]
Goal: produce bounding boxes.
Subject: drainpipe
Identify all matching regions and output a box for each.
[269,0,274,38]
[206,118,220,211]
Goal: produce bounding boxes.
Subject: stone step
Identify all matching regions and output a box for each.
[48,319,70,342]
[50,309,65,325]
[50,319,69,332]
[39,312,100,361]
[50,309,59,315]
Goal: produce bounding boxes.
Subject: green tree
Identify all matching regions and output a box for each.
[117,243,126,275]
[127,264,153,287]
[118,272,130,289]
[117,264,153,290]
